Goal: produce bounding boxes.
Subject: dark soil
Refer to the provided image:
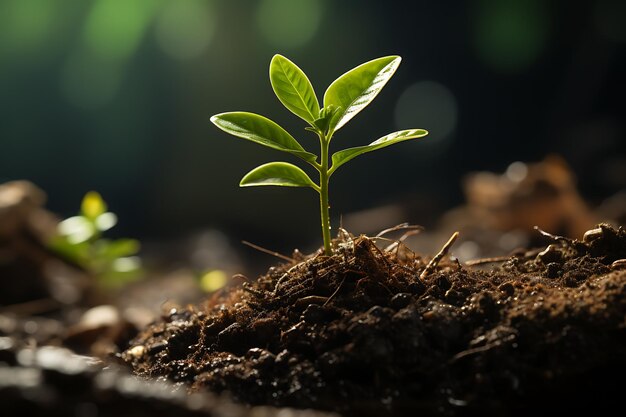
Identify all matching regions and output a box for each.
[0,340,333,417]
[122,224,626,416]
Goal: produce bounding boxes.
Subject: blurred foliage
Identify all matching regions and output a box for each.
[49,191,143,289]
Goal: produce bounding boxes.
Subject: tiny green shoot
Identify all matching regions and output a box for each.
[49,191,142,288]
[211,55,428,255]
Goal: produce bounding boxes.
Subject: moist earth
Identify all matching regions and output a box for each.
[122,224,626,416]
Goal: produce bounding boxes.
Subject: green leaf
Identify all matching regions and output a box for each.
[94,212,117,232]
[324,56,402,133]
[57,216,96,244]
[240,162,319,190]
[95,238,140,260]
[270,54,320,124]
[330,129,428,175]
[99,256,143,288]
[211,112,317,162]
[48,236,91,266]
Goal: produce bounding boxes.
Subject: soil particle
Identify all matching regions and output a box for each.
[122,224,626,416]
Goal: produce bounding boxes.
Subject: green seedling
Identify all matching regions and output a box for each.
[211,55,428,255]
[49,191,142,289]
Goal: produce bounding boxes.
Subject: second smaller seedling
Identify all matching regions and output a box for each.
[50,191,142,288]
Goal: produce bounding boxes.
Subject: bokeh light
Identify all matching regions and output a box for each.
[505,161,528,183]
[155,0,216,60]
[0,0,57,56]
[256,0,323,49]
[394,81,458,156]
[61,0,157,108]
[200,270,228,293]
[472,0,548,73]
[83,0,156,61]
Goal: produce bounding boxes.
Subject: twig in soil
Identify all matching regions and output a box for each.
[465,255,510,266]
[449,333,517,363]
[242,240,295,262]
[324,277,346,307]
[336,227,355,255]
[232,273,251,283]
[419,231,459,280]
[242,282,266,298]
[466,246,550,266]
[273,257,320,296]
[295,295,328,308]
[371,235,407,256]
[453,258,462,270]
[376,223,423,238]
[533,226,571,243]
[381,230,421,256]
[368,238,392,271]
[273,270,297,295]
[611,259,626,270]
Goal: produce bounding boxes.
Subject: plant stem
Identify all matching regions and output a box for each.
[319,134,332,255]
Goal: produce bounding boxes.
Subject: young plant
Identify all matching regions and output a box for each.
[49,191,142,288]
[211,55,428,255]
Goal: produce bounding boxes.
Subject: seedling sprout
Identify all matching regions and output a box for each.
[211,55,428,255]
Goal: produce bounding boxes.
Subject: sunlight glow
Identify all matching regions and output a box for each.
[0,0,56,53]
[394,81,458,156]
[84,0,156,61]
[61,0,157,108]
[155,0,216,60]
[257,0,323,49]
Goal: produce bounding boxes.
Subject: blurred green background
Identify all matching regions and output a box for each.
[1,0,625,251]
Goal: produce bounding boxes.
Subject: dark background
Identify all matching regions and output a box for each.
[1,0,624,253]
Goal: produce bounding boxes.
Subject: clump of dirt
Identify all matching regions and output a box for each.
[122,224,626,416]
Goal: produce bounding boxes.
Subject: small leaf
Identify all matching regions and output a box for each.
[111,256,142,273]
[330,129,428,175]
[96,238,141,260]
[313,105,341,132]
[57,216,95,244]
[240,162,319,190]
[270,54,320,123]
[95,212,117,232]
[324,56,402,133]
[48,236,91,266]
[100,256,143,288]
[211,112,317,162]
[81,191,107,220]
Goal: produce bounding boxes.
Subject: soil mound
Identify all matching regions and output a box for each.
[122,224,626,416]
